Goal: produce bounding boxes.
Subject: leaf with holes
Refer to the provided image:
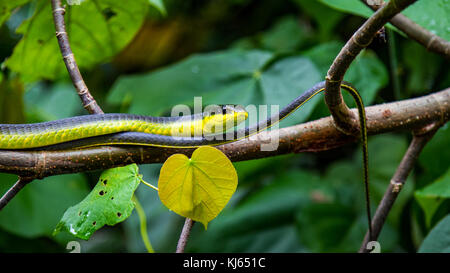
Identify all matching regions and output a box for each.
[158,146,238,229]
[54,164,141,240]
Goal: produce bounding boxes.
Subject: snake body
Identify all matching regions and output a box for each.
[0,108,248,149]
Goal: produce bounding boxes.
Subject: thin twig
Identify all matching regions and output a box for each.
[362,0,450,58]
[359,124,440,253]
[0,177,34,211]
[325,0,417,134]
[50,0,103,114]
[176,218,194,253]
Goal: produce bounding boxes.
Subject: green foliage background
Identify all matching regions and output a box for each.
[0,0,448,252]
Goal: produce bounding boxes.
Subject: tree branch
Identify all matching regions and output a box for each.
[362,0,450,58]
[0,177,34,210]
[325,0,417,134]
[359,124,440,253]
[0,87,448,178]
[50,0,103,114]
[176,218,194,253]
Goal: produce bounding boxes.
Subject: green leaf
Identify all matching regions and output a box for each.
[233,16,311,53]
[148,0,166,16]
[0,0,31,28]
[190,224,305,253]
[419,214,450,253]
[304,42,388,120]
[108,49,322,127]
[295,202,397,252]
[295,202,357,252]
[108,50,273,115]
[197,170,329,238]
[158,147,238,229]
[6,0,148,81]
[260,56,322,127]
[415,168,450,227]
[401,0,450,41]
[292,0,345,41]
[418,124,450,182]
[325,135,413,229]
[304,42,388,106]
[0,173,89,238]
[54,164,141,240]
[318,0,372,18]
[402,42,443,96]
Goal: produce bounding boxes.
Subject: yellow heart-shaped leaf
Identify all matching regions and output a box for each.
[158,146,238,228]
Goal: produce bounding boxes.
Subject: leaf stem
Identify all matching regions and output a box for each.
[133,195,155,253]
[138,175,159,191]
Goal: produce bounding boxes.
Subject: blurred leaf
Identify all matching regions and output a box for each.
[195,170,329,239]
[158,147,238,229]
[402,42,442,96]
[186,169,327,252]
[234,154,294,185]
[54,164,141,240]
[24,82,83,122]
[319,0,450,41]
[318,0,372,18]
[325,135,412,229]
[401,0,450,41]
[148,0,166,16]
[364,135,413,227]
[0,173,89,238]
[419,214,450,253]
[304,42,388,106]
[6,0,148,81]
[415,168,450,227]
[108,49,322,126]
[298,135,410,252]
[0,77,26,123]
[260,56,322,127]
[304,42,387,120]
[189,224,305,253]
[0,0,31,27]
[296,203,398,252]
[292,0,345,41]
[418,124,450,183]
[109,50,272,114]
[233,16,311,53]
[260,16,310,53]
[295,202,357,252]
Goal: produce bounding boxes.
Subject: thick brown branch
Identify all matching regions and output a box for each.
[359,125,439,253]
[0,87,448,178]
[325,0,417,134]
[51,0,103,114]
[362,0,450,58]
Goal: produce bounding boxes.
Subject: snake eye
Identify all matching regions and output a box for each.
[222,106,229,115]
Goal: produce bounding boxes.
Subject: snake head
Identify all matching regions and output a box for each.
[202,105,248,135]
